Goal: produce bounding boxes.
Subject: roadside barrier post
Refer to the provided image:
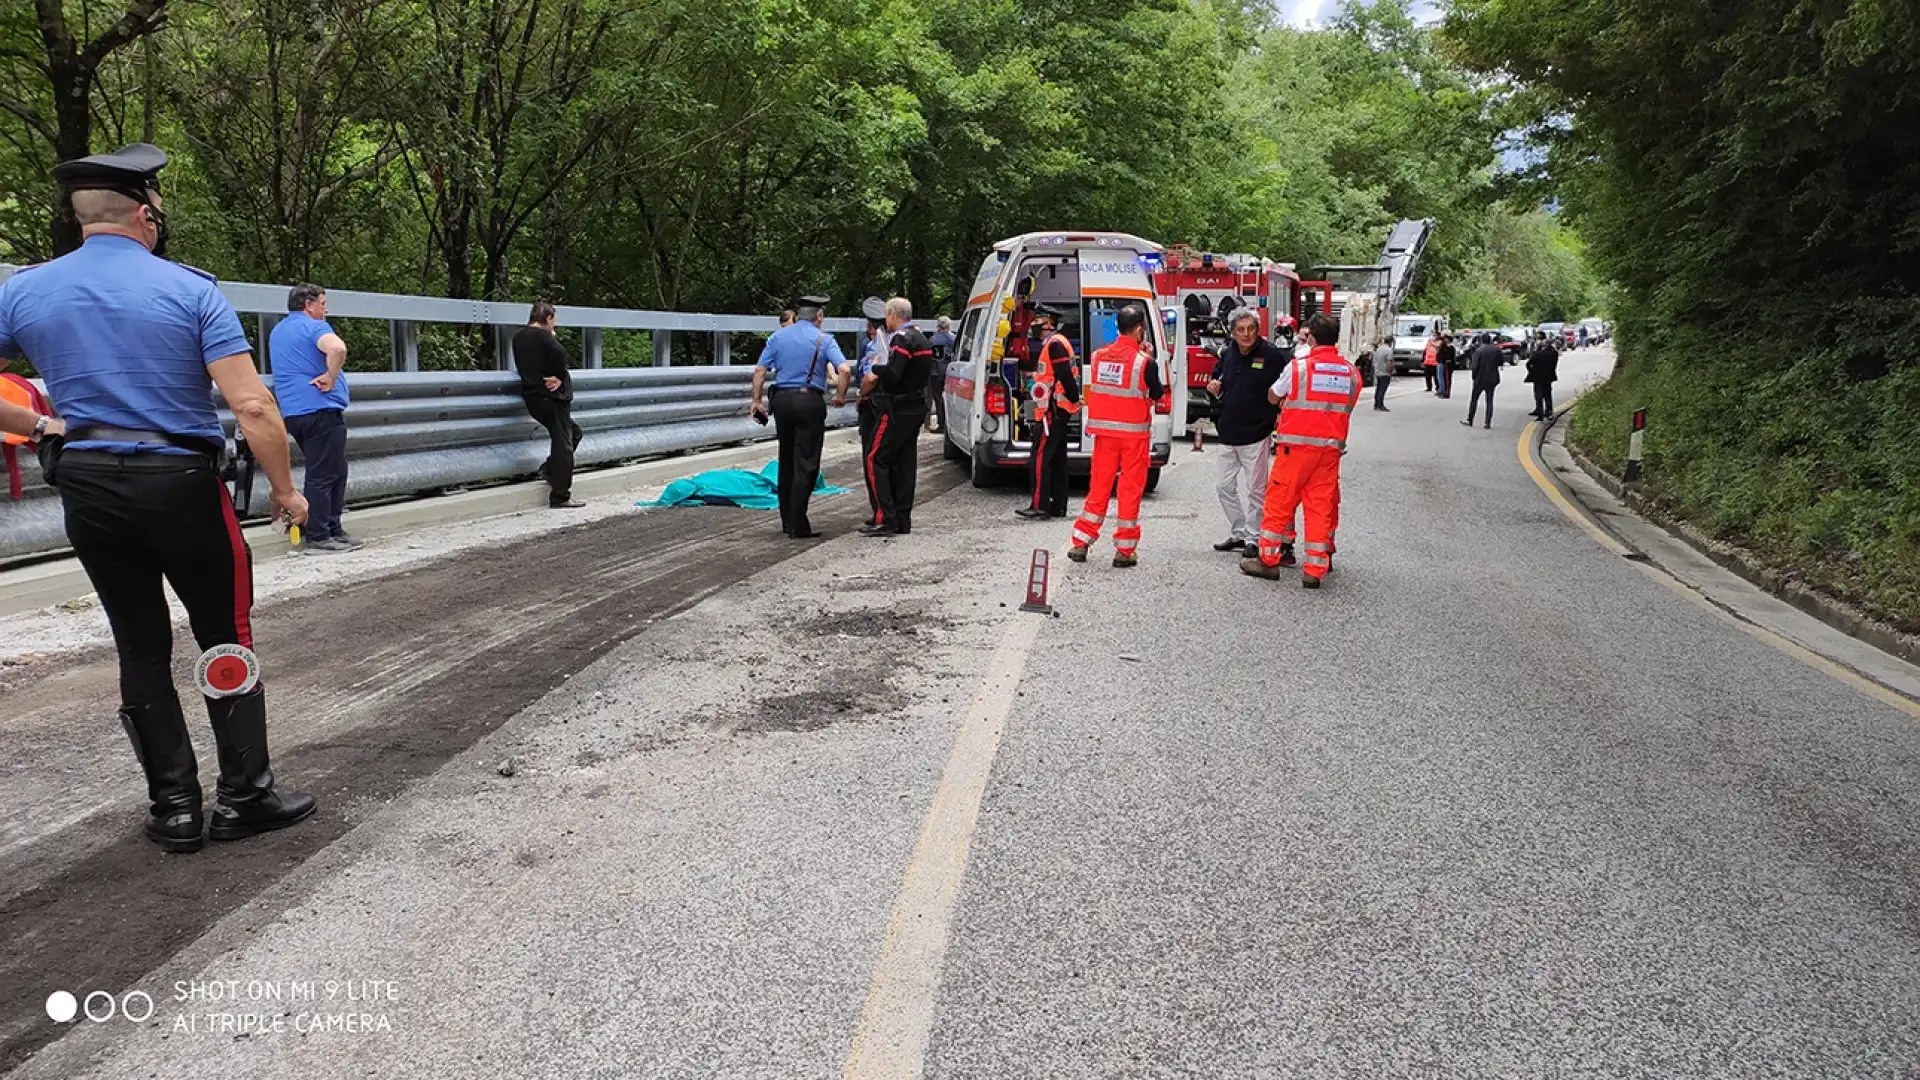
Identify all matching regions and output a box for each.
[1625,408,1646,482]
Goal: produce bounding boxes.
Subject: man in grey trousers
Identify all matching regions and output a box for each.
[1206,308,1292,557]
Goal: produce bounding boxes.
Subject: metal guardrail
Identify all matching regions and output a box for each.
[0,267,898,561]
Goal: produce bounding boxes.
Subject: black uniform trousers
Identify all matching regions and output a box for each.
[1028,407,1070,516]
[771,386,828,535]
[524,395,583,504]
[868,401,925,532]
[857,401,881,520]
[58,452,254,711]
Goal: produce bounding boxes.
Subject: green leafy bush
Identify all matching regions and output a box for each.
[1454,0,1920,631]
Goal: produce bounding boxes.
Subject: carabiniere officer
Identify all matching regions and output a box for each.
[750,294,849,539]
[0,143,317,853]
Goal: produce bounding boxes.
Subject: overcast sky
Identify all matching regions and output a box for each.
[1280,0,1443,27]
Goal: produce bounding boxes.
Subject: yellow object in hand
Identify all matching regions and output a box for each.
[288,525,301,547]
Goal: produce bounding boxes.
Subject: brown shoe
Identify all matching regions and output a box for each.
[1239,558,1280,580]
[1066,545,1088,563]
[1301,574,1322,590]
[1112,552,1137,569]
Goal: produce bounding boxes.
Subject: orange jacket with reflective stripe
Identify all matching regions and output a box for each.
[1032,332,1080,415]
[1082,338,1153,440]
[1275,345,1360,450]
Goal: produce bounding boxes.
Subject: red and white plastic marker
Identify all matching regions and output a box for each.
[195,644,260,698]
[1624,408,1647,482]
[1192,427,1205,452]
[1019,548,1053,615]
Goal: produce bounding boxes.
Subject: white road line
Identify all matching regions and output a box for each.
[842,615,1046,1080]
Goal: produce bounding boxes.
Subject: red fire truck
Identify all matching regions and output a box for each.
[1153,248,1306,426]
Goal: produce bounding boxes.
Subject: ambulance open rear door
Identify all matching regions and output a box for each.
[1076,246,1175,445]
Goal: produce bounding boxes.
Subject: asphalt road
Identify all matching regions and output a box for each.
[8,347,1920,1078]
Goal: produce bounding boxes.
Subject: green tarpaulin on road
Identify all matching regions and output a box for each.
[638,460,846,511]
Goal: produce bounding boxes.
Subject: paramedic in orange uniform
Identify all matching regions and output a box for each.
[1067,303,1164,568]
[1018,302,1079,519]
[1241,313,1360,589]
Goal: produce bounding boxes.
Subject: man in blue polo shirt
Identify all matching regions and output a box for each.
[270,284,355,551]
[0,143,316,852]
[749,294,849,539]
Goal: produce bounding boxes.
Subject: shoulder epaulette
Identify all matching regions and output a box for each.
[174,262,218,283]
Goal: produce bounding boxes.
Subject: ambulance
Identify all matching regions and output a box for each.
[939,232,1176,492]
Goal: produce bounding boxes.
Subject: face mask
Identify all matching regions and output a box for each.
[143,202,170,258]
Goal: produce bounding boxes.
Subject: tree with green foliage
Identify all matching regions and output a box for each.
[1449,0,1920,629]
[0,0,1533,378]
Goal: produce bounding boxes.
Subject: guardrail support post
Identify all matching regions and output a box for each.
[256,313,282,372]
[494,325,517,371]
[654,331,672,368]
[390,320,420,372]
[713,331,730,366]
[583,327,604,369]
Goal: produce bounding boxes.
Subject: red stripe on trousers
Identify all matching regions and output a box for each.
[216,477,255,649]
[1030,423,1047,509]
[866,415,890,526]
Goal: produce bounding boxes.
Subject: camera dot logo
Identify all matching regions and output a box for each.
[45,991,77,1024]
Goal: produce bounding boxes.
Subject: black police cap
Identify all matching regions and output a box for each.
[52,143,168,194]
[1032,301,1065,320]
[861,296,886,322]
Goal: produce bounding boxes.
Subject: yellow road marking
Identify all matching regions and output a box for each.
[843,614,1046,1079]
[1517,419,1631,557]
[1519,417,1920,719]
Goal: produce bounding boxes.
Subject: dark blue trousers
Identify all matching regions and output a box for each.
[284,409,349,539]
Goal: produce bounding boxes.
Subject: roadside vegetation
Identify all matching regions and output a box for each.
[1448,0,1920,631]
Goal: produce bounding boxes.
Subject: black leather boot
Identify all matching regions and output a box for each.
[119,694,206,853]
[206,685,316,841]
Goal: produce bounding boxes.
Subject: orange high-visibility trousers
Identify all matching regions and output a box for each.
[1256,444,1342,578]
[1071,436,1150,555]
[1268,476,1339,550]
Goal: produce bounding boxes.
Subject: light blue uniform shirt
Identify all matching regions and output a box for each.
[756,321,847,392]
[269,312,349,417]
[0,234,247,453]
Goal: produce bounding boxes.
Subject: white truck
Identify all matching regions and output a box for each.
[1391,313,1446,373]
[940,232,1176,492]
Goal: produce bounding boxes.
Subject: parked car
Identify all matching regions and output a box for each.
[1496,326,1536,364]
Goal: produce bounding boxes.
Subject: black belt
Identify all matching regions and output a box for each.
[773,386,824,395]
[66,425,224,461]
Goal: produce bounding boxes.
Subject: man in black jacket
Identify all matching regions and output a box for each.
[513,300,584,507]
[861,297,935,536]
[1526,331,1560,418]
[1460,333,1504,430]
[1206,307,1290,555]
